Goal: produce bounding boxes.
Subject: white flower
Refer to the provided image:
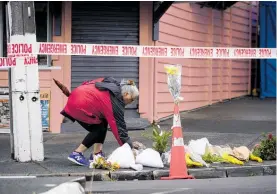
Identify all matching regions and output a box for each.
[157,125,161,129]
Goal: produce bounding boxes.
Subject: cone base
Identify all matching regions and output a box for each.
[160,175,195,180]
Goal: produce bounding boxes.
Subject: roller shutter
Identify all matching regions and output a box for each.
[71,2,139,88]
[71,1,139,116]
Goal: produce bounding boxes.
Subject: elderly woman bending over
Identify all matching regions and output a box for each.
[56,77,139,167]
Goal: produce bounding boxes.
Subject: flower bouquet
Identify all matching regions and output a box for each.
[90,156,120,171]
[164,64,183,104]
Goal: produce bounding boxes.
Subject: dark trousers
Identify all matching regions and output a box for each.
[77,120,108,149]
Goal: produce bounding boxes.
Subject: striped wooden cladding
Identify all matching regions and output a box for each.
[155,2,257,120]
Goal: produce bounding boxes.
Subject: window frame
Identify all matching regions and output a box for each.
[0,1,53,66]
[0,2,4,57]
[36,1,53,67]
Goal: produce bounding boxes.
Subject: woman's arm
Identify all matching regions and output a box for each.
[102,94,132,148]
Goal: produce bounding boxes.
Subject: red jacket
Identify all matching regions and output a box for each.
[61,77,131,146]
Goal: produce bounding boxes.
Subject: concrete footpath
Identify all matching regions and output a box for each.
[0,97,276,180]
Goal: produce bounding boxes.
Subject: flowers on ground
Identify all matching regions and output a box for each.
[90,157,120,171]
[252,133,276,160]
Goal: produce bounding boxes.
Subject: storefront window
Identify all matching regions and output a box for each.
[0,1,52,66]
[35,1,52,66]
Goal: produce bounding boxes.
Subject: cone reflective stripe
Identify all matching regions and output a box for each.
[172,103,181,128]
[161,104,194,180]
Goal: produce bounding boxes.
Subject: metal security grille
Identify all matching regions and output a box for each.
[71,2,139,90]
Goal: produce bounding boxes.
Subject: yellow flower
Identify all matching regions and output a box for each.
[164,66,179,75]
[112,162,120,170]
[185,153,203,167]
[222,153,244,165]
[249,153,263,163]
[90,157,120,171]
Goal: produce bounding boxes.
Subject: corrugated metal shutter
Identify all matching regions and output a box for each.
[71,2,139,90]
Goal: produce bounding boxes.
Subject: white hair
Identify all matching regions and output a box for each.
[120,79,139,99]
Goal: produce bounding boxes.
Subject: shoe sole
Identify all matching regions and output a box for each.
[67,157,88,167]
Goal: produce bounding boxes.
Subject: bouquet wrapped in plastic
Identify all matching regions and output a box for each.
[90,156,120,171]
[164,64,183,103]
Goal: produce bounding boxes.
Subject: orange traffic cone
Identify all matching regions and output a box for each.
[161,104,194,180]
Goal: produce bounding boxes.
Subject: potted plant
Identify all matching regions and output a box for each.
[142,124,172,155]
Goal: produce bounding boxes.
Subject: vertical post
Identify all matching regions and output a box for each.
[4,2,15,159]
[7,1,44,162]
[208,9,213,105]
[220,10,223,102]
[0,2,3,57]
[228,8,233,99]
[23,1,44,161]
[248,3,253,95]
[254,3,259,92]
[8,1,30,162]
[8,68,14,159]
[46,2,52,67]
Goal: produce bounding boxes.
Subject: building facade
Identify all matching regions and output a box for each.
[0,1,258,133]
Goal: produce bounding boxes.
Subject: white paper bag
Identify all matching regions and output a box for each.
[135,148,164,168]
[107,143,135,168]
[188,138,211,156]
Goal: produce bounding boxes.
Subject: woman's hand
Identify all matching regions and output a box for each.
[132,141,146,150]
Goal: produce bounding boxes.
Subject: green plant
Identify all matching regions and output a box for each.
[202,152,226,163]
[252,133,276,160]
[142,124,172,154]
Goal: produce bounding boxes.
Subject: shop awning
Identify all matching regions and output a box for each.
[153,1,174,24]
[153,1,174,41]
[152,1,237,41]
[196,1,237,10]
